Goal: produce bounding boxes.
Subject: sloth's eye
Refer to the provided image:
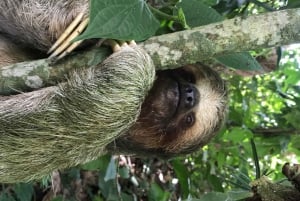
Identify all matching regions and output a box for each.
[185,113,195,127]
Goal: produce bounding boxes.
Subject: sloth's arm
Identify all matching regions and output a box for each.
[0,43,155,183]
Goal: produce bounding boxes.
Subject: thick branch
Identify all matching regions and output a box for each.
[1,8,300,95]
[0,48,111,95]
[142,8,300,70]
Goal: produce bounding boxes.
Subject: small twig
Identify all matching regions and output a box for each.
[148,4,180,22]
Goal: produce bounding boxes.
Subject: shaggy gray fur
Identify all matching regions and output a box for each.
[0,0,88,51]
[0,46,155,183]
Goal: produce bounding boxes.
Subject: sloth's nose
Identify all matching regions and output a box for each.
[184,85,196,108]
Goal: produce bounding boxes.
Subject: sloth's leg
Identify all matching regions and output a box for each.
[48,12,89,59]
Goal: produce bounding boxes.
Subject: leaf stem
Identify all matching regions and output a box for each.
[148,5,180,22]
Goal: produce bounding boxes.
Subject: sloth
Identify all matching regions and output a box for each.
[112,64,227,157]
[0,1,228,182]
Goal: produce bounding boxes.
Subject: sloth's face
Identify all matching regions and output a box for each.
[113,64,227,157]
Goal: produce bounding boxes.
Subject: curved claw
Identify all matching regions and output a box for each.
[104,40,137,53]
[48,13,89,59]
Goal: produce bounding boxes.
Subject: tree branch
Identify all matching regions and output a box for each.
[1,8,300,95]
[143,8,300,70]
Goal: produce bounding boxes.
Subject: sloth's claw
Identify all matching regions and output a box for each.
[128,40,136,46]
[47,13,85,54]
[48,12,89,59]
[105,40,137,53]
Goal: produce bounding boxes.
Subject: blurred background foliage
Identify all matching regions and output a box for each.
[1,0,300,200]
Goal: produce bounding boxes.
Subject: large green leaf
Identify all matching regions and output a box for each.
[148,182,170,201]
[176,0,223,27]
[104,156,117,181]
[177,0,262,71]
[172,159,190,199]
[284,110,300,129]
[121,193,135,201]
[285,0,300,8]
[0,193,15,201]
[184,190,252,201]
[216,53,263,71]
[208,175,224,192]
[81,154,111,171]
[14,183,33,201]
[50,196,64,201]
[77,0,160,41]
[98,171,119,199]
[224,127,253,143]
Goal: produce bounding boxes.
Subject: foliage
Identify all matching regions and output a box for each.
[1,0,300,200]
[76,0,159,41]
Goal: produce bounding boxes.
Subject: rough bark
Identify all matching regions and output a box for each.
[246,176,300,201]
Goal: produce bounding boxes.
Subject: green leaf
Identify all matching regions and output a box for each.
[224,127,253,143]
[177,8,190,29]
[119,166,130,179]
[98,172,113,198]
[284,110,300,129]
[148,182,170,201]
[77,0,160,41]
[0,193,15,201]
[283,67,300,86]
[51,196,64,201]
[176,0,223,27]
[14,183,33,201]
[104,156,117,181]
[106,190,120,201]
[121,193,134,201]
[92,195,104,201]
[171,159,190,199]
[81,154,111,171]
[208,175,224,192]
[285,0,300,9]
[217,151,226,168]
[186,192,228,201]
[227,190,253,200]
[184,190,252,201]
[216,53,263,71]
